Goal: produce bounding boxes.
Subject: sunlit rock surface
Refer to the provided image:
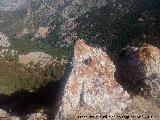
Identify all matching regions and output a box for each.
[0,109,20,120]
[56,39,130,120]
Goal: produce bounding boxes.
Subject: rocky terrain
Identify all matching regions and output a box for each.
[118,45,160,105]
[0,0,27,11]
[0,0,160,120]
[55,40,160,120]
[0,39,159,119]
[34,27,49,39]
[21,0,108,35]
[56,39,130,120]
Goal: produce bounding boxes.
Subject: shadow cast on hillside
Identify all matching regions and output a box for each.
[0,80,60,117]
[0,62,73,120]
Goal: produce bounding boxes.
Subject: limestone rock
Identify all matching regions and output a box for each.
[56,39,130,120]
[118,45,160,104]
[0,109,20,120]
[26,110,47,120]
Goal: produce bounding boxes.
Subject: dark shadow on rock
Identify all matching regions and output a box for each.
[47,43,75,120]
[47,63,73,120]
[113,47,149,98]
[114,52,160,107]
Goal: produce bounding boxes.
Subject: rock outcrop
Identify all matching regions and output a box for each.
[0,109,19,120]
[118,45,160,104]
[56,39,130,120]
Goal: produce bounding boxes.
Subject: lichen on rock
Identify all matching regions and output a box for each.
[56,39,130,120]
[118,45,160,105]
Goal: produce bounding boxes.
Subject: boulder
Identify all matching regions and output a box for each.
[118,45,160,104]
[56,39,130,120]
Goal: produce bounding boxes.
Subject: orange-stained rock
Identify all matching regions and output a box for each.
[56,39,130,119]
[118,45,160,104]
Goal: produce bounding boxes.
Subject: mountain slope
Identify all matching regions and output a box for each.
[0,0,27,11]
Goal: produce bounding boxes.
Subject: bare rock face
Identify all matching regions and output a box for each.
[56,39,130,120]
[118,45,160,104]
